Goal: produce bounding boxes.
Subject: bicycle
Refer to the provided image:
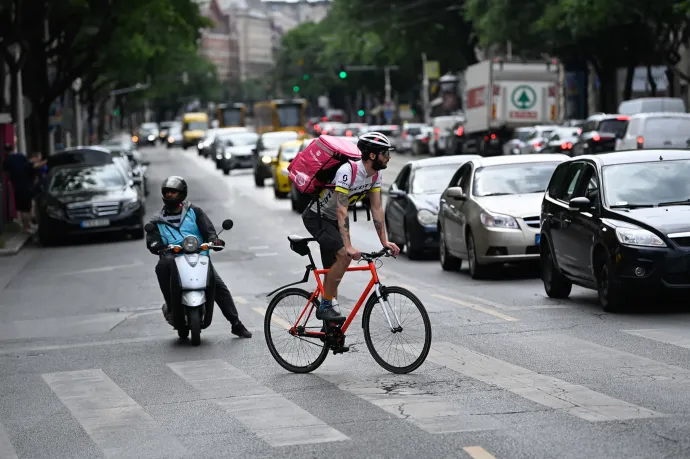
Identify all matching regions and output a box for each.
[264,234,432,374]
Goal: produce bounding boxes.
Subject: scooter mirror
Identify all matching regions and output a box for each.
[144,223,156,233]
[222,219,234,230]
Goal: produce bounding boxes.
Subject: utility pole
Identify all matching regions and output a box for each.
[421,53,430,124]
[345,65,399,123]
[72,78,82,146]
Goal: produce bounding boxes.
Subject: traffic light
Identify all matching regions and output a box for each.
[303,74,309,81]
[357,109,364,116]
[339,64,347,79]
[113,109,120,116]
[293,85,300,93]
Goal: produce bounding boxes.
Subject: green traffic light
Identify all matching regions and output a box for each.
[303,74,309,81]
[293,86,299,93]
[357,110,364,116]
[113,109,120,116]
[339,71,347,79]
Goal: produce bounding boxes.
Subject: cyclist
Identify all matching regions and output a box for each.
[302,132,401,321]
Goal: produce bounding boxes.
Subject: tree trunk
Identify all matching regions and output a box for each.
[96,97,106,141]
[596,65,618,113]
[0,66,7,114]
[37,102,51,159]
[647,65,657,96]
[623,63,636,100]
[87,94,95,144]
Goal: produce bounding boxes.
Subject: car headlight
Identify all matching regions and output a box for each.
[46,204,63,219]
[280,168,289,176]
[615,226,666,247]
[182,235,199,252]
[198,142,204,149]
[148,135,155,141]
[480,211,519,229]
[416,209,437,225]
[168,137,174,143]
[262,155,272,164]
[225,152,232,159]
[123,198,140,211]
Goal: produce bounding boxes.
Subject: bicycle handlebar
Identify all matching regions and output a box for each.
[359,247,394,261]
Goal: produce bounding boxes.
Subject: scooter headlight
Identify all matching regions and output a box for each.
[182,235,199,253]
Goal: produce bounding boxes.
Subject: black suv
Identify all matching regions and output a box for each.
[571,114,629,156]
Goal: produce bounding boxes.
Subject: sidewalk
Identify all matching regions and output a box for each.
[0,223,34,256]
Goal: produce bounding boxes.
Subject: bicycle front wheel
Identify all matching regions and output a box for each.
[264,288,329,373]
[362,285,432,374]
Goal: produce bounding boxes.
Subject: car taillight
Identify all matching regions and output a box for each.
[402,132,407,140]
[617,116,629,120]
[592,134,601,142]
[455,126,464,136]
[314,124,320,131]
[561,142,573,149]
[434,127,440,140]
[534,142,543,148]
[637,136,644,149]
[490,133,496,139]
[345,130,352,136]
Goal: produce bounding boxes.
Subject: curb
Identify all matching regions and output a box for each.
[0,233,32,257]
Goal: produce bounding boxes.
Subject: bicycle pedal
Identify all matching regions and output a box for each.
[332,345,349,355]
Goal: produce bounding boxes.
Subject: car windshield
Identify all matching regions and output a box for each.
[411,165,461,194]
[184,121,208,131]
[515,130,532,141]
[281,146,301,161]
[598,119,628,137]
[263,132,299,149]
[49,166,125,193]
[224,133,258,146]
[473,162,561,196]
[603,159,690,206]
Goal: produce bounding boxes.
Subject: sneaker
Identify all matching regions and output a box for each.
[231,322,252,338]
[315,298,345,322]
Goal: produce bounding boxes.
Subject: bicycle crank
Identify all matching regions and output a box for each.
[323,321,349,354]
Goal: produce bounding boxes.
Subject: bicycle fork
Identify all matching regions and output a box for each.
[374,283,403,332]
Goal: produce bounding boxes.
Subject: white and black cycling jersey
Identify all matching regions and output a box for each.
[309,160,382,220]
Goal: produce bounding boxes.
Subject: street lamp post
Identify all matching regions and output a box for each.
[72,78,83,146]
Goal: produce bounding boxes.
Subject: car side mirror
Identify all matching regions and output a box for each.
[389,188,406,198]
[447,187,466,200]
[271,157,279,165]
[568,196,591,210]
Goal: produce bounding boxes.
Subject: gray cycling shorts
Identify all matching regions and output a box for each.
[302,209,344,269]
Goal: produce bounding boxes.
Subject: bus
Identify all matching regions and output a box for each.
[217,103,246,127]
[253,99,307,135]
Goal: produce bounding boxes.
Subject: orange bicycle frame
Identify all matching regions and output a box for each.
[291,261,380,338]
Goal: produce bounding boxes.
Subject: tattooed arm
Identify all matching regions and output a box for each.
[368,189,388,244]
[336,191,352,248]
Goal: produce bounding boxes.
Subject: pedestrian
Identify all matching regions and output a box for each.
[2,143,35,233]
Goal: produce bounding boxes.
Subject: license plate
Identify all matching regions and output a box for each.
[535,234,541,245]
[81,218,110,228]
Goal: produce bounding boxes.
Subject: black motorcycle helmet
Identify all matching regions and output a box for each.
[161,176,187,211]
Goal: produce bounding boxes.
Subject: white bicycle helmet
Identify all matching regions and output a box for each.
[357,131,394,154]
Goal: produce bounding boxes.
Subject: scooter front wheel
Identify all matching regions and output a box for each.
[177,328,189,340]
[187,307,202,346]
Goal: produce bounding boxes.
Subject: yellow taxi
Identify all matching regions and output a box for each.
[181,112,209,150]
[271,139,306,198]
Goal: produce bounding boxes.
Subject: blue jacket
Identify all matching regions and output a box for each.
[146,202,217,257]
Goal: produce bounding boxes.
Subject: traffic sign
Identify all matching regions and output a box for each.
[511,85,537,110]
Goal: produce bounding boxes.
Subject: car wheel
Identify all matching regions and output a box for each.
[542,244,572,298]
[439,225,461,271]
[467,231,491,279]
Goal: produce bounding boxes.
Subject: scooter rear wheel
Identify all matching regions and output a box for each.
[187,307,202,346]
[178,328,189,340]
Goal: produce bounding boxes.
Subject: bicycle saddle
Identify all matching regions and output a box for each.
[288,235,315,243]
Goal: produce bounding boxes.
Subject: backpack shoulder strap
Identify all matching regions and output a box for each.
[349,160,358,187]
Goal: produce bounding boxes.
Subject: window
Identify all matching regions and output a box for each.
[571,164,600,209]
[276,104,301,127]
[547,163,569,197]
[184,121,208,131]
[554,163,585,202]
[454,164,472,193]
[49,166,125,193]
[602,159,690,206]
[280,145,301,161]
[598,119,627,137]
[395,165,411,191]
[472,162,562,197]
[222,109,242,126]
[411,165,462,194]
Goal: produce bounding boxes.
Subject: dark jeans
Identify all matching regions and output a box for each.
[155,256,240,326]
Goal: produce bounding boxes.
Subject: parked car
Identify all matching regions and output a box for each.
[615,112,690,150]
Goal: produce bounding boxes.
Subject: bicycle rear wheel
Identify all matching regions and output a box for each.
[362,285,431,374]
[264,288,329,373]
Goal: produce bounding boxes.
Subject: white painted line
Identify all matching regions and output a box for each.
[463,446,496,459]
[396,283,418,291]
[253,307,292,330]
[58,262,145,276]
[425,342,664,422]
[622,328,690,349]
[235,296,248,304]
[167,359,348,446]
[458,293,568,311]
[315,360,503,433]
[255,252,279,257]
[0,421,18,459]
[248,246,269,250]
[432,294,519,322]
[42,369,186,458]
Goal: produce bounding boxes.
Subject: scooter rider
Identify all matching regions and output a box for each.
[146,176,252,338]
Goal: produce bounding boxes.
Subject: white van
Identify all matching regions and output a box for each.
[617,97,686,115]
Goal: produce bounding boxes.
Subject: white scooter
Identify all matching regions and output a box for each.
[145,219,233,345]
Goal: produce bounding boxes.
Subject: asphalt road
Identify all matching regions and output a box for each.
[1,145,690,459]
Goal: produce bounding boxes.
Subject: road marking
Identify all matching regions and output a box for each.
[248,246,269,250]
[0,421,18,459]
[235,296,248,304]
[58,262,145,276]
[425,342,664,422]
[396,283,418,291]
[316,359,503,433]
[464,446,496,459]
[253,307,292,330]
[622,328,690,349]
[0,312,131,341]
[432,294,519,322]
[458,293,567,310]
[255,252,279,257]
[42,369,186,458]
[167,359,348,446]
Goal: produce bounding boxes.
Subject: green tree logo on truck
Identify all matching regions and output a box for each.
[511,85,537,110]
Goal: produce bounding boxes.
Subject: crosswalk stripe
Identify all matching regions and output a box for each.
[622,328,690,349]
[425,342,664,422]
[463,446,497,459]
[316,359,503,433]
[0,420,18,459]
[167,359,349,446]
[42,369,187,458]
